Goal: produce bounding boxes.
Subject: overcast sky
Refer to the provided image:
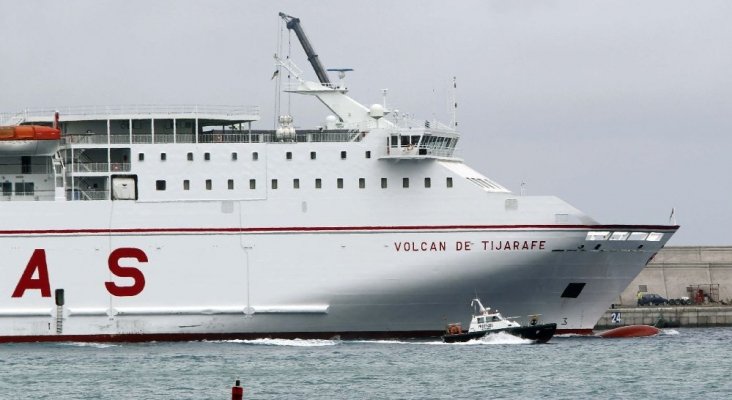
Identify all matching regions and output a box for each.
[1,0,729,245]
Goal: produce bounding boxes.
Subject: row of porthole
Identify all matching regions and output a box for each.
[155,177,455,191]
[140,150,373,162]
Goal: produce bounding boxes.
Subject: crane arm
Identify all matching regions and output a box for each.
[279,12,332,85]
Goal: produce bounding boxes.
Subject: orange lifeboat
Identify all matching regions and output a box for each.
[0,113,61,155]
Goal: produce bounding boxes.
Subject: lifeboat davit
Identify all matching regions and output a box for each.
[0,114,61,156]
[597,325,660,338]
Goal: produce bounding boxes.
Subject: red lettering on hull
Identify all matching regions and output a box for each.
[105,248,148,297]
[11,249,51,298]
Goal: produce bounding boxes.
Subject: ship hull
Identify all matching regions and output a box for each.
[0,200,676,342]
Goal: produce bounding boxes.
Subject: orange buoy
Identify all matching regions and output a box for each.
[597,325,660,338]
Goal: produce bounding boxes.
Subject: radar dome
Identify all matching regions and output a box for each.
[369,104,384,119]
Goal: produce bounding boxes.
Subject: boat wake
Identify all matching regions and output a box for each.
[660,329,680,336]
[206,338,339,347]
[446,331,533,345]
[59,342,118,348]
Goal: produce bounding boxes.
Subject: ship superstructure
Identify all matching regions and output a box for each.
[0,14,677,342]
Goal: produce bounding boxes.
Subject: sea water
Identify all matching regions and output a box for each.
[0,328,730,399]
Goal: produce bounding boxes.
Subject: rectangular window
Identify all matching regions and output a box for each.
[310,151,316,160]
[359,178,365,189]
[446,177,453,188]
[252,152,258,161]
[138,153,145,161]
[286,152,292,160]
[293,178,300,189]
[315,178,322,189]
[183,180,190,190]
[249,179,256,189]
[403,178,409,188]
[21,156,31,174]
[381,178,387,189]
[187,152,194,161]
[231,152,238,161]
[156,180,166,191]
[365,151,371,159]
[337,178,344,189]
[271,179,278,189]
[204,152,210,161]
[2,182,11,196]
[424,177,431,188]
[340,151,347,159]
[160,153,166,161]
[228,179,234,190]
[205,179,212,190]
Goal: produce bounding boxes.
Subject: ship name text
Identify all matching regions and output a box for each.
[393,240,546,252]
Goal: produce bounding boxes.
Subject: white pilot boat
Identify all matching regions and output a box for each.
[442,298,556,343]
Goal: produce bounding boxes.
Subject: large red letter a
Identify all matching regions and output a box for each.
[12,249,51,298]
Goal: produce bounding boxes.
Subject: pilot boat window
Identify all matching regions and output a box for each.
[424,177,431,188]
[340,151,347,160]
[477,317,485,323]
[156,180,166,191]
[205,179,212,190]
[446,177,453,188]
[249,179,256,189]
[228,179,235,190]
[359,178,365,189]
[402,178,409,188]
[187,152,194,161]
[337,178,343,189]
[381,178,387,189]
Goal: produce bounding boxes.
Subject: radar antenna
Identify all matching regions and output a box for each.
[278,12,332,85]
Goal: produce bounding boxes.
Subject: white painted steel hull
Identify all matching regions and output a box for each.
[0,199,676,341]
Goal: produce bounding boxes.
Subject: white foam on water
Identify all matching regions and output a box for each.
[433,331,534,345]
[59,342,118,348]
[205,338,339,347]
[660,329,680,336]
[349,339,411,345]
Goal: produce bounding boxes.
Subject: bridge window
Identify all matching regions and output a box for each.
[156,180,166,191]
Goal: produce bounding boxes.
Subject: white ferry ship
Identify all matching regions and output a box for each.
[0,14,677,342]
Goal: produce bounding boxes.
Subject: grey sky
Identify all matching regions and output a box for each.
[1,0,730,245]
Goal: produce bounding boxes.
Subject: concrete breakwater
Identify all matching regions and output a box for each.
[595,305,732,329]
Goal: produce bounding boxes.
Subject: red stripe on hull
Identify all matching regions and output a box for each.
[0,329,595,343]
[0,224,680,236]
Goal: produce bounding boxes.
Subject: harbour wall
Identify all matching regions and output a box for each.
[595,246,732,329]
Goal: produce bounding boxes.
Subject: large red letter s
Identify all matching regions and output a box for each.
[12,249,51,298]
[105,247,148,297]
